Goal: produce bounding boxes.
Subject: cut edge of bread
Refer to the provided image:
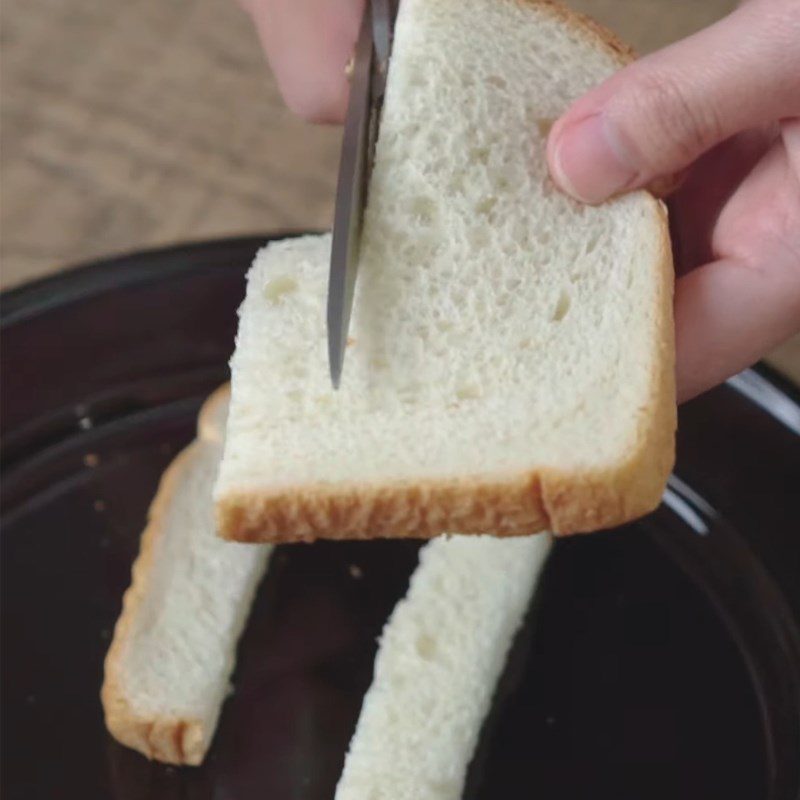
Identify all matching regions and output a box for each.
[102,384,232,766]
[217,204,674,543]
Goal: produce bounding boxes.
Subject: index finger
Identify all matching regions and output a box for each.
[245,0,364,123]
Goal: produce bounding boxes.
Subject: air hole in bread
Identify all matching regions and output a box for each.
[409,196,438,226]
[536,117,555,137]
[399,384,422,405]
[467,228,490,250]
[263,275,297,303]
[469,146,490,165]
[426,131,444,149]
[552,290,571,322]
[475,196,497,216]
[415,633,437,660]
[456,383,481,401]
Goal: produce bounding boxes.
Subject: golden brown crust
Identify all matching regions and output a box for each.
[216,3,676,545]
[101,386,230,766]
[218,476,550,542]
[217,427,672,542]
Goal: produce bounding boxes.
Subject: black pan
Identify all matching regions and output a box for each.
[2,235,799,800]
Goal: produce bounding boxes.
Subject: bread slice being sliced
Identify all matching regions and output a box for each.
[102,386,272,765]
[335,533,552,799]
[215,0,675,543]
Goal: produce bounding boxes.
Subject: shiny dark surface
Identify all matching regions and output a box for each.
[2,237,799,800]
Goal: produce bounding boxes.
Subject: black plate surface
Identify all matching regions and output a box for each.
[2,236,800,800]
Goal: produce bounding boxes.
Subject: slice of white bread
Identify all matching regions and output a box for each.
[215,0,675,543]
[102,386,272,765]
[335,533,552,799]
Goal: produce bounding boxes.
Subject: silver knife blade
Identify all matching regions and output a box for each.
[328,0,398,389]
[327,3,374,390]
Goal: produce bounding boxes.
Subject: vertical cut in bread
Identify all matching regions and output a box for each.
[335,533,552,799]
[215,0,676,543]
[102,386,272,765]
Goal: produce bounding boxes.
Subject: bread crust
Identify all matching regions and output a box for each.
[101,384,231,766]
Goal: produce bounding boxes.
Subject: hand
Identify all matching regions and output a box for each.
[244,0,800,402]
[240,0,362,123]
[547,0,800,401]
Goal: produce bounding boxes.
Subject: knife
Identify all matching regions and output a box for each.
[327,0,396,389]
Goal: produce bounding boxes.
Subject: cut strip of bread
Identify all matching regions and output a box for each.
[335,533,552,799]
[215,0,675,543]
[102,386,272,765]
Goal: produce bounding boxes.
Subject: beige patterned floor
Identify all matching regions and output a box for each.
[2,0,797,380]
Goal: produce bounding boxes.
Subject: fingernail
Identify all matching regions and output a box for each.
[551,113,637,204]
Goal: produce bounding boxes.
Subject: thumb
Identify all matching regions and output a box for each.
[547,0,800,204]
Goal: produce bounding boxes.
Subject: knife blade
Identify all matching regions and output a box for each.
[327,0,396,389]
